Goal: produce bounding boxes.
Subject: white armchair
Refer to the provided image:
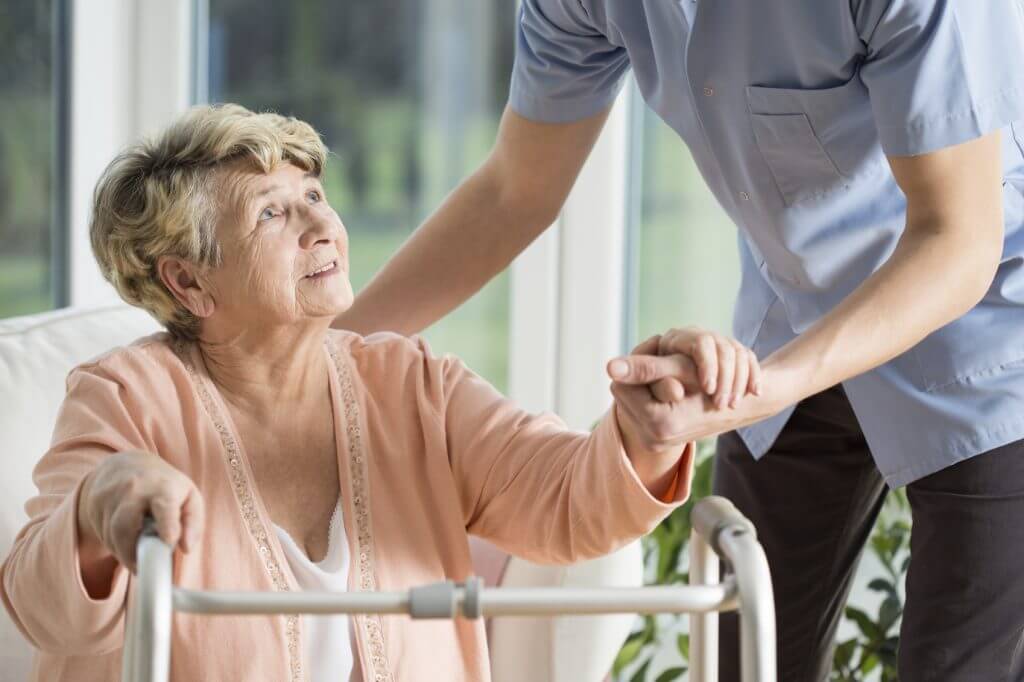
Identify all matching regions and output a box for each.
[0,305,642,682]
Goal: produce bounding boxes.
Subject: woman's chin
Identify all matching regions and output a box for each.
[297,278,354,314]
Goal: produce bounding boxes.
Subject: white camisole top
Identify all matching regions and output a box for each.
[273,498,362,682]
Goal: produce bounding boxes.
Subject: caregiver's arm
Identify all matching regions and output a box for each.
[765,133,1004,398]
[612,132,1005,442]
[333,105,609,336]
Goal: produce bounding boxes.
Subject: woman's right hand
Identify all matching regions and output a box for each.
[76,451,205,573]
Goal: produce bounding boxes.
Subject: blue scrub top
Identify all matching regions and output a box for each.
[509,0,1024,487]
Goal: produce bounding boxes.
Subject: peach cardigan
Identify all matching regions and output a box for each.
[1,330,692,681]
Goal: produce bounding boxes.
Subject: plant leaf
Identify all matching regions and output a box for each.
[867,578,896,597]
[878,596,902,633]
[654,667,686,682]
[833,638,857,669]
[677,633,690,660]
[845,606,882,640]
[613,634,649,674]
[629,659,652,682]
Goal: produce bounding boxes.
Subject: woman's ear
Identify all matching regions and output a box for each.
[157,256,215,319]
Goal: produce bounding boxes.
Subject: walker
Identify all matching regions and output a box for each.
[122,496,776,682]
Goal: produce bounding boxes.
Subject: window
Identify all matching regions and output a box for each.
[626,95,741,349]
[0,0,68,318]
[203,0,515,390]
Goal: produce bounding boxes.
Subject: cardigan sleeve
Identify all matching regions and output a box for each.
[430,340,694,565]
[0,363,153,655]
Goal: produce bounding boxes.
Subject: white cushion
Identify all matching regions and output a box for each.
[0,305,161,678]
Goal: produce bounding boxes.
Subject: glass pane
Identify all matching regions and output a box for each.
[631,106,741,345]
[206,0,515,390]
[0,0,57,318]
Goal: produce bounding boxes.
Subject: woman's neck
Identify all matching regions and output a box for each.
[196,324,331,413]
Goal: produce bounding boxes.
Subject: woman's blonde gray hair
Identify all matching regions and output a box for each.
[89,103,328,339]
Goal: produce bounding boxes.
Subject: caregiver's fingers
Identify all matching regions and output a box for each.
[747,347,763,396]
[692,333,720,394]
[714,340,736,409]
[630,334,662,356]
[729,342,749,409]
[658,328,761,402]
[606,353,700,388]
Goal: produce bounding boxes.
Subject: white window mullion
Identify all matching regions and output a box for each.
[508,224,561,415]
[555,88,632,431]
[68,0,194,307]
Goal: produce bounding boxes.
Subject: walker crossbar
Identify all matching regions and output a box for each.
[122,496,776,682]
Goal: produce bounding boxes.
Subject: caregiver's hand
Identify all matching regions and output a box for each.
[608,327,762,409]
[77,451,205,574]
[609,337,792,452]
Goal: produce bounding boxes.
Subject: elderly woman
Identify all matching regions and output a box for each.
[0,104,762,681]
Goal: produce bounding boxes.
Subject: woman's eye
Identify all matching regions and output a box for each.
[306,190,322,203]
[258,207,276,222]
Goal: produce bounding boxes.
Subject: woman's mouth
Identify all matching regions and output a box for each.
[303,260,339,280]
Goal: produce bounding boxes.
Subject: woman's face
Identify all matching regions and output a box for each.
[203,162,353,332]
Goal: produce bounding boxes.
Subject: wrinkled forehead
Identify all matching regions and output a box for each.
[215,161,319,227]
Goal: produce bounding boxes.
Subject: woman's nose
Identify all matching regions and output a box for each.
[298,210,342,250]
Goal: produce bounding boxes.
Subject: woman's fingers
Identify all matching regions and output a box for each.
[107,500,146,572]
[180,485,206,553]
[82,451,206,572]
[611,380,684,449]
[149,492,184,550]
[651,377,685,403]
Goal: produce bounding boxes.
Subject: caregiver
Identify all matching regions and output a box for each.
[334,1,1024,680]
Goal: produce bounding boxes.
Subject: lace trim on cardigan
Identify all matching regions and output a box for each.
[326,336,394,682]
[172,339,303,681]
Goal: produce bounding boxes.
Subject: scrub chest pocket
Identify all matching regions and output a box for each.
[746,76,885,206]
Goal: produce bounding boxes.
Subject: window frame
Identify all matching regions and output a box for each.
[66,0,193,307]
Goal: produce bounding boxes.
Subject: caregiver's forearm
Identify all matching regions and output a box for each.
[334,165,554,336]
[766,134,1005,404]
[334,106,611,336]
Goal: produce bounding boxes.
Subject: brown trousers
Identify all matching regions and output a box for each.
[714,384,1024,681]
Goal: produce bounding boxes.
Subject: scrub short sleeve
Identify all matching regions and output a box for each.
[509,0,630,123]
[855,0,1024,156]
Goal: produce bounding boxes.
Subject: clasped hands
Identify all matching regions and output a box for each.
[608,327,786,464]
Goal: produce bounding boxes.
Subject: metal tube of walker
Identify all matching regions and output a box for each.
[122,519,173,682]
[691,496,777,682]
[126,496,774,682]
